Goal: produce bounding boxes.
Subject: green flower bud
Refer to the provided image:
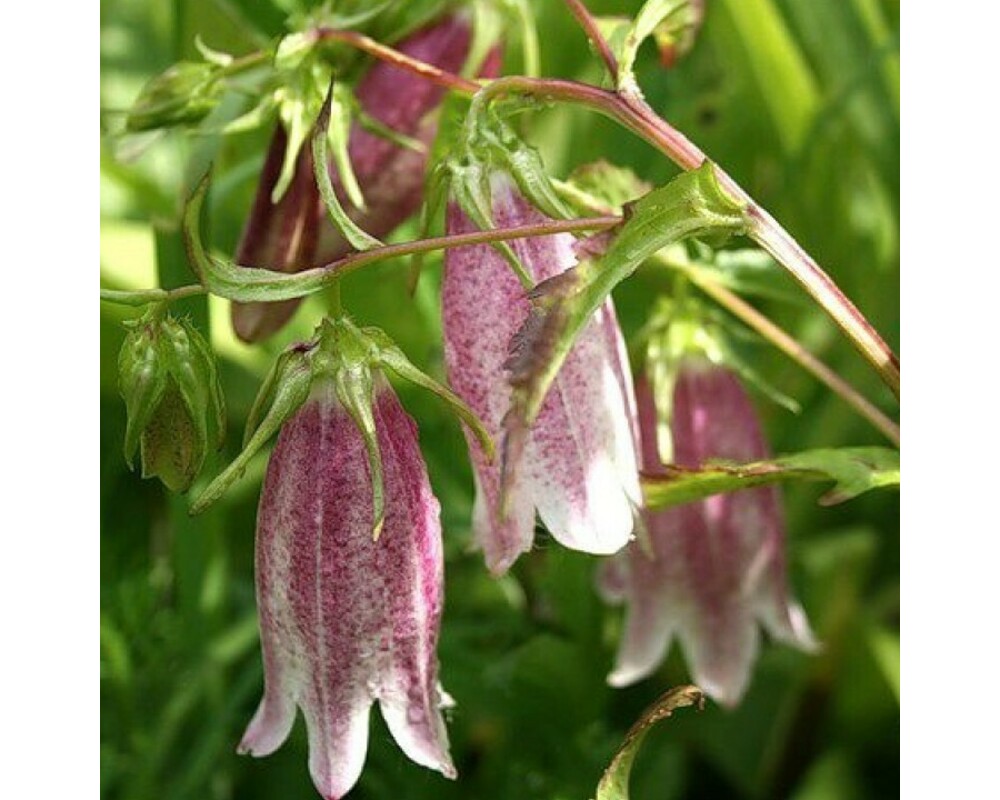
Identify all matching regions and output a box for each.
[125,62,220,133]
[118,309,226,492]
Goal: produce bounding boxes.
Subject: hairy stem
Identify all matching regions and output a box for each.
[100,284,207,307]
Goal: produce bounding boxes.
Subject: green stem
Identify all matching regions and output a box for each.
[100,284,207,307]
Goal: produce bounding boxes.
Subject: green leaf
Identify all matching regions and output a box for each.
[182,172,337,302]
[642,446,900,510]
[595,685,704,800]
[503,163,747,484]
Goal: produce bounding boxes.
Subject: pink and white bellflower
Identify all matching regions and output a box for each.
[600,362,816,707]
[239,378,455,800]
[442,176,641,575]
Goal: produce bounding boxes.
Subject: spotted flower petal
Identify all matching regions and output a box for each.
[239,379,454,799]
[442,176,641,574]
[602,364,816,707]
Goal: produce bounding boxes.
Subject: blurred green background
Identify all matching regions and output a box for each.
[100,1,899,798]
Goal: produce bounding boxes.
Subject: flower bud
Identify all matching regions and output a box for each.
[118,310,225,492]
[238,369,455,800]
[231,15,502,342]
[125,61,220,132]
[442,174,641,574]
[599,364,815,707]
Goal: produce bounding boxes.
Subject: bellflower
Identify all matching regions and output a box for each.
[600,363,816,707]
[238,375,455,799]
[232,15,501,342]
[442,176,641,575]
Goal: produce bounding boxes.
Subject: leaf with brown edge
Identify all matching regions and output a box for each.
[595,685,704,800]
[501,163,747,500]
[641,446,900,510]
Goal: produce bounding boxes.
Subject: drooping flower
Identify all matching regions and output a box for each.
[442,175,641,575]
[599,363,816,707]
[238,373,455,799]
[231,15,501,342]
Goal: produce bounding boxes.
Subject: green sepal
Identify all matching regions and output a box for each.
[448,157,532,287]
[616,0,702,94]
[335,366,385,540]
[355,105,427,154]
[408,162,450,292]
[119,322,169,467]
[595,685,704,800]
[274,31,317,73]
[189,354,313,515]
[326,82,367,211]
[316,317,386,539]
[186,319,228,450]
[367,329,495,462]
[641,446,900,510]
[480,112,572,222]
[159,317,212,474]
[272,57,333,203]
[243,345,311,448]
[313,83,382,251]
[214,95,277,136]
[194,36,234,68]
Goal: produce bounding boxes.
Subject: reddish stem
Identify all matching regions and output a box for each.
[475,76,901,398]
[562,0,619,77]
[316,28,480,95]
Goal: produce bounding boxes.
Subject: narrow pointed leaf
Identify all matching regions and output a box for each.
[641,446,900,510]
[595,685,704,800]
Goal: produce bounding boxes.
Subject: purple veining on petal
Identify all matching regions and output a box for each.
[604,366,815,707]
[231,17,502,343]
[442,176,640,573]
[241,380,453,799]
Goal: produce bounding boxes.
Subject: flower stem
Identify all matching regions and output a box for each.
[682,267,900,447]
[562,0,619,77]
[100,284,207,307]
[473,76,901,398]
[316,28,481,95]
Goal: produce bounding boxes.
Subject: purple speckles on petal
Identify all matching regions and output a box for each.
[442,177,640,573]
[601,365,816,707]
[242,380,454,799]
